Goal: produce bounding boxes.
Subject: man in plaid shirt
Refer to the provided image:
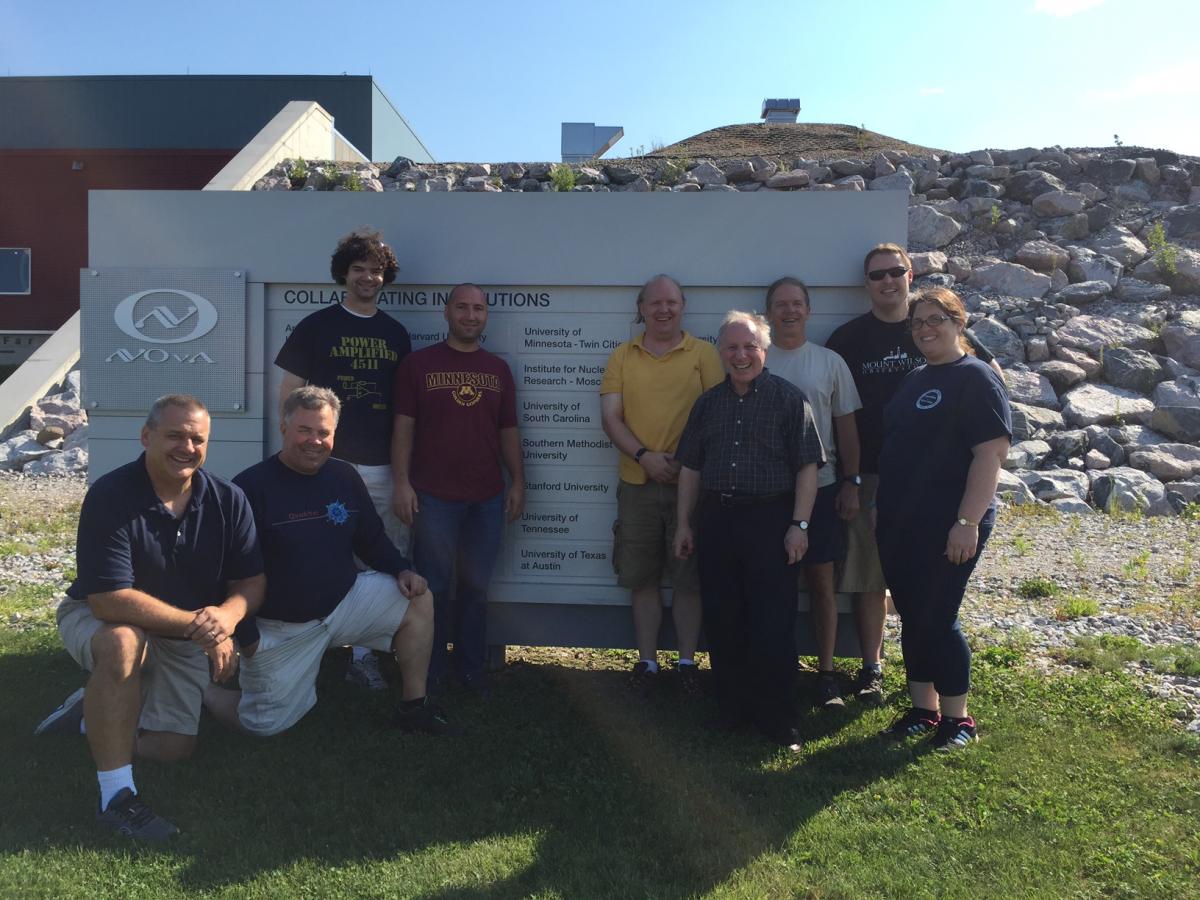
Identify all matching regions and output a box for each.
[673,311,824,750]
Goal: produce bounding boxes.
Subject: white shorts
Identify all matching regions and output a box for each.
[237,571,417,736]
[350,462,412,557]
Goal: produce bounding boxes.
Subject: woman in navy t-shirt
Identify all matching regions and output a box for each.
[875,288,1012,751]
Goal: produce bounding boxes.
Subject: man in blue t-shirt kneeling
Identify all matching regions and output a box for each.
[204,386,451,737]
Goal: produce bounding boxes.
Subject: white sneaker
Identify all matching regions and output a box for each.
[345,652,388,691]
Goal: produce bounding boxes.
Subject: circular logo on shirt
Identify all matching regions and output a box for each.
[452,384,484,407]
[915,389,943,410]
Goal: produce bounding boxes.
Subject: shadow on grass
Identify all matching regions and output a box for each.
[2,633,917,898]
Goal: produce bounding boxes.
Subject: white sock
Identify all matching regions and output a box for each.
[97,765,136,811]
[641,659,659,673]
[79,718,87,735]
[352,646,370,663]
[678,658,696,668]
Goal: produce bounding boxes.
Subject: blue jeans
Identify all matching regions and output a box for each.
[413,491,504,682]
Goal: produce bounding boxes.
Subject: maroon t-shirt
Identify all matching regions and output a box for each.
[394,342,518,502]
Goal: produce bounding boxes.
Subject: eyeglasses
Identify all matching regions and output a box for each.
[909,314,951,330]
[867,266,910,281]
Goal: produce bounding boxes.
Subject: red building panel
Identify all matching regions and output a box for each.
[0,149,234,331]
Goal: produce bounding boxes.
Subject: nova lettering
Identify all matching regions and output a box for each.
[105,348,216,364]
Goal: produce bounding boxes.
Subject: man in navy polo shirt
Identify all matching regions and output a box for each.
[34,395,265,841]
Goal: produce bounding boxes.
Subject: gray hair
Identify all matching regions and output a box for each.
[282,385,341,425]
[717,310,771,348]
[145,394,208,430]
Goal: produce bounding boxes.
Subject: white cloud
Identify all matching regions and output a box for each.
[919,87,946,96]
[1085,61,1200,101]
[1032,0,1104,16]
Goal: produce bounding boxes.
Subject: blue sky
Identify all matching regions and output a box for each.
[3,0,1197,161]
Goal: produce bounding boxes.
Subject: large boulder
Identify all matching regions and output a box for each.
[1127,443,1200,481]
[1052,345,1103,378]
[23,447,88,477]
[996,469,1037,505]
[1067,247,1123,287]
[1150,378,1200,441]
[1007,169,1066,202]
[1055,280,1113,306]
[1165,204,1200,241]
[1061,383,1155,427]
[968,262,1051,299]
[1036,359,1087,393]
[908,205,962,249]
[1033,190,1088,218]
[30,393,87,436]
[1161,311,1200,369]
[1056,315,1158,355]
[1091,466,1172,516]
[910,251,948,276]
[1015,240,1070,273]
[870,170,915,193]
[1135,246,1200,294]
[1010,402,1066,440]
[1019,468,1090,502]
[1088,226,1149,268]
[1101,346,1168,394]
[1114,278,1171,303]
[1005,369,1060,409]
[968,317,1025,362]
[1006,440,1052,470]
[0,430,54,471]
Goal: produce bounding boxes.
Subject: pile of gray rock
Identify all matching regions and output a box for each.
[254,144,1200,516]
[0,370,88,477]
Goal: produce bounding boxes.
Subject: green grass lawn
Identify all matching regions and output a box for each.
[3,622,1198,899]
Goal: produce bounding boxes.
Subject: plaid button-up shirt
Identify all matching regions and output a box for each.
[675,370,825,494]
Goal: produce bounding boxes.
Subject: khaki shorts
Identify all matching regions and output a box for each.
[237,571,416,736]
[838,473,887,594]
[612,480,699,591]
[56,596,211,736]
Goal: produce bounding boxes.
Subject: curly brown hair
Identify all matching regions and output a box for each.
[330,228,399,285]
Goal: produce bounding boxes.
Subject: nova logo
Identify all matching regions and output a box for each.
[105,349,216,364]
[113,289,218,344]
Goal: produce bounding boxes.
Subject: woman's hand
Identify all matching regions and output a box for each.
[945,521,979,565]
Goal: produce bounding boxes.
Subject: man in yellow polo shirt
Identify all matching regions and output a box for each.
[600,274,724,695]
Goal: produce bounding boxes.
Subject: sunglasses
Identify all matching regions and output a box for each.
[909,314,950,330]
[867,266,910,281]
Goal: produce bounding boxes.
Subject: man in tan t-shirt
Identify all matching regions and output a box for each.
[599,275,724,695]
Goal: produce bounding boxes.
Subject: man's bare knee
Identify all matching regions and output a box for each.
[90,625,148,679]
[404,589,434,627]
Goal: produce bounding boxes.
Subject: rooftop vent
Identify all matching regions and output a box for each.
[761,98,801,124]
[561,122,624,163]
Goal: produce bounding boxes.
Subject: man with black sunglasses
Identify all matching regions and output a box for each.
[824,243,1001,705]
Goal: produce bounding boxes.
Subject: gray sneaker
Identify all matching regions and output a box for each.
[34,687,85,735]
[816,673,845,708]
[854,666,884,705]
[97,789,179,841]
[346,652,388,691]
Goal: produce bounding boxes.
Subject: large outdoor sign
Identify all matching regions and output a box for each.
[80,268,246,412]
[85,190,907,648]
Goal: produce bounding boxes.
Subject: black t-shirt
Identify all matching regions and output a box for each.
[233,456,410,625]
[825,312,994,473]
[69,455,263,610]
[876,355,1012,532]
[274,303,412,466]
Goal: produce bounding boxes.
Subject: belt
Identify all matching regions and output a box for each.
[704,490,790,509]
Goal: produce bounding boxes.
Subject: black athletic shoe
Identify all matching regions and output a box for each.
[758,719,804,751]
[816,673,845,708]
[96,789,179,841]
[394,698,455,735]
[883,707,941,741]
[676,663,703,697]
[931,715,978,751]
[854,666,884,705]
[34,687,85,736]
[628,661,657,695]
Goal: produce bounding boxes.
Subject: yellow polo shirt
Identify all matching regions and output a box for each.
[599,331,724,484]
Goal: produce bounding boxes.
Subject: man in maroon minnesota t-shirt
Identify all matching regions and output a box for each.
[392,283,525,693]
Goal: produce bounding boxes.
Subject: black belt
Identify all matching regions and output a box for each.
[704,490,790,509]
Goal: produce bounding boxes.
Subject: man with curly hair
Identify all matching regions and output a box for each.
[274,229,413,691]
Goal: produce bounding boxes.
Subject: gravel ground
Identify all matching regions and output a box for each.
[2,473,1197,729]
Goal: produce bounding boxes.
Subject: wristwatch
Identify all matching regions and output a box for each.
[634,447,648,462]
[956,517,978,527]
[790,519,809,530]
[843,474,862,486]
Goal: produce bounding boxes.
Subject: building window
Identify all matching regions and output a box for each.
[0,249,31,295]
